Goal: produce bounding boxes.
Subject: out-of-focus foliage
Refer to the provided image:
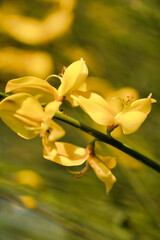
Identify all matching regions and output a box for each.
[0,0,75,45]
[0,47,54,78]
[0,0,160,239]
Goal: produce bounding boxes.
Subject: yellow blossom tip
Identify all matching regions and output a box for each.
[148,93,157,103]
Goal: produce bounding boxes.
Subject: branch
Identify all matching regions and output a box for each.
[54,111,160,173]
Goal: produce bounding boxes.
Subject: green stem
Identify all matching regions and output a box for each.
[54,111,160,173]
[0,92,9,99]
[0,92,160,173]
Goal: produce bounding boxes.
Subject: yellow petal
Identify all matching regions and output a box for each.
[71,91,115,126]
[77,82,88,92]
[115,111,147,134]
[97,155,117,169]
[42,120,65,142]
[43,142,87,166]
[0,93,45,139]
[5,76,58,104]
[107,98,124,115]
[129,93,154,114]
[58,59,88,96]
[88,156,116,193]
[44,101,62,120]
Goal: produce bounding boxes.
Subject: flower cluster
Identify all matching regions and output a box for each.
[0,59,156,192]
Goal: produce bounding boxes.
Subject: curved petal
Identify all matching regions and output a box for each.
[58,60,88,96]
[5,76,58,104]
[43,142,87,166]
[88,156,116,193]
[0,93,45,139]
[130,93,156,114]
[71,91,115,126]
[115,111,147,134]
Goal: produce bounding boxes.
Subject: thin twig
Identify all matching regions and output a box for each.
[54,111,160,173]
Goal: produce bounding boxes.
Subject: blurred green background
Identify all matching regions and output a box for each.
[0,0,160,239]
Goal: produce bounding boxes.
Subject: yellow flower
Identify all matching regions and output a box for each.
[112,93,156,134]
[5,59,89,114]
[43,140,116,192]
[74,92,156,134]
[0,93,65,140]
